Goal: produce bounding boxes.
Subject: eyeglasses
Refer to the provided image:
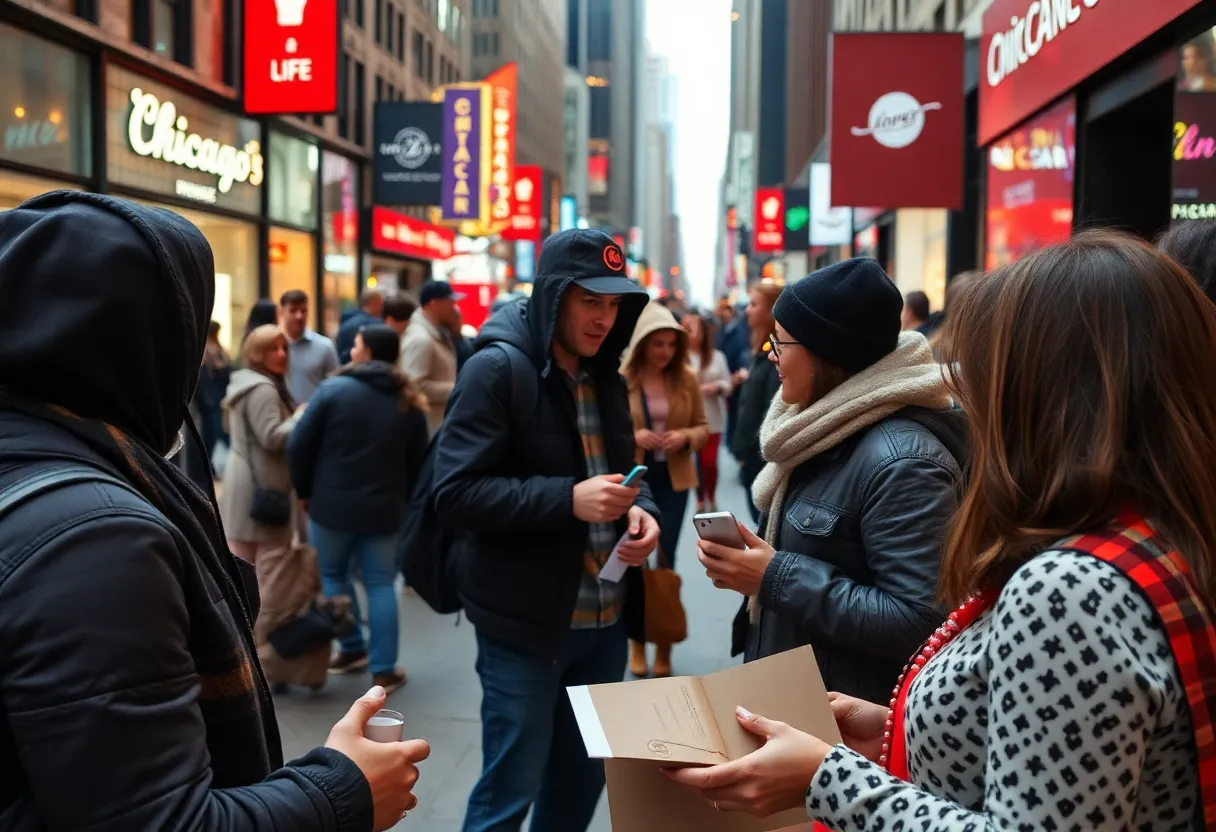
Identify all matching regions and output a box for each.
[767,333,799,359]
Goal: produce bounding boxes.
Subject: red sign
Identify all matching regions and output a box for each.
[830,32,964,210]
[450,282,496,330]
[501,164,543,242]
[979,0,1200,147]
[753,188,785,252]
[243,0,339,114]
[370,207,455,261]
[985,96,1076,270]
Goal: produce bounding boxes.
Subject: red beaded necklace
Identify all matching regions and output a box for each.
[881,590,999,778]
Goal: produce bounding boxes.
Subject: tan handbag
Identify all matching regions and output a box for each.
[642,549,687,645]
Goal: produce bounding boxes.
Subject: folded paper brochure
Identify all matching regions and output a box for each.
[567,645,840,832]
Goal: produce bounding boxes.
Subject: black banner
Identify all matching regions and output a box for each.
[783,188,810,252]
[373,102,443,205]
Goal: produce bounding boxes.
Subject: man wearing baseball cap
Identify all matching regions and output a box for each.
[400,279,466,436]
[433,229,661,831]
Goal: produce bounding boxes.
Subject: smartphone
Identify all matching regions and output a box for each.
[621,465,648,487]
[692,511,747,550]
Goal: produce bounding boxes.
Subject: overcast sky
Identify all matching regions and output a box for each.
[646,0,732,306]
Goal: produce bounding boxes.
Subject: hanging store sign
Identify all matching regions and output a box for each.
[501,164,543,242]
[370,206,455,260]
[374,101,443,205]
[243,0,339,114]
[809,163,852,247]
[830,32,963,210]
[979,0,1201,146]
[440,84,488,223]
[753,188,785,253]
[485,63,517,226]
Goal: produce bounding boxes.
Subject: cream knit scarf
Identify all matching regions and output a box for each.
[748,331,952,618]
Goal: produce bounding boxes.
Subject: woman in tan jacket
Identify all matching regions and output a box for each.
[622,301,709,677]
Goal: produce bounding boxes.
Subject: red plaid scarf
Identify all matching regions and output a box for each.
[870,511,1216,829]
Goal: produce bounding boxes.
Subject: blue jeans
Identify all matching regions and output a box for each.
[463,623,627,832]
[310,521,400,675]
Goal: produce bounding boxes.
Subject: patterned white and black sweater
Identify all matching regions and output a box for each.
[808,550,1201,831]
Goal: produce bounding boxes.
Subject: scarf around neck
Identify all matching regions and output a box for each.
[749,332,952,616]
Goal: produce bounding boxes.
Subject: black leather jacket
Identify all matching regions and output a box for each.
[736,408,965,704]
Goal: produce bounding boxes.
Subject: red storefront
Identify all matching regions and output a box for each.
[978,0,1216,263]
[366,206,455,295]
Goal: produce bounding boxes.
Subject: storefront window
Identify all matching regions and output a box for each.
[268,130,319,229]
[984,97,1076,270]
[0,170,83,211]
[107,65,263,216]
[321,151,359,338]
[0,22,91,177]
[269,226,317,311]
[1172,27,1216,224]
[134,199,258,354]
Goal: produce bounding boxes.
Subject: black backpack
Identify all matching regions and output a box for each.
[399,342,538,614]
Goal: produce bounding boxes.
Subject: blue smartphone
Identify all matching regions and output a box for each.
[621,465,648,487]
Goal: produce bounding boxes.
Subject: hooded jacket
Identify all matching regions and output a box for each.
[0,192,371,831]
[431,271,659,658]
[288,361,429,536]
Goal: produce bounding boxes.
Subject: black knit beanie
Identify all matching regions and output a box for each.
[772,258,903,373]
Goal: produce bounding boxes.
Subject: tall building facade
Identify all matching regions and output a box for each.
[1,0,467,345]
[468,0,566,179]
[640,50,681,294]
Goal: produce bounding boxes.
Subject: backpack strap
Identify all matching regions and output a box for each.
[0,464,140,522]
[489,343,539,422]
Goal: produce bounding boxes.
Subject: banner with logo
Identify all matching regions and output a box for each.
[485,63,517,227]
[373,102,442,205]
[501,164,543,242]
[830,32,963,210]
[369,206,455,260]
[441,84,489,222]
[783,188,809,251]
[243,0,339,114]
[809,164,852,247]
[753,188,785,253]
[980,0,1200,147]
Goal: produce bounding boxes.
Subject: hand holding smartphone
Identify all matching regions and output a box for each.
[598,466,651,583]
[692,511,748,550]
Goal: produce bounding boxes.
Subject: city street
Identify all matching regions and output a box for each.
[274,451,754,831]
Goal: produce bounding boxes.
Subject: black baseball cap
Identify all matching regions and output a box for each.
[419,280,465,305]
[537,229,647,296]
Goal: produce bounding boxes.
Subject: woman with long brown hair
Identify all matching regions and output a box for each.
[683,311,733,512]
[730,280,783,522]
[288,324,430,693]
[621,301,709,678]
[220,323,302,563]
[667,231,1216,831]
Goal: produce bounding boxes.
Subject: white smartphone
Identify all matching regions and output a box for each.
[692,511,747,550]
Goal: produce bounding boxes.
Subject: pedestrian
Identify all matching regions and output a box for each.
[683,310,732,513]
[199,319,232,474]
[621,300,709,679]
[449,305,475,372]
[715,297,750,449]
[220,324,303,565]
[730,280,782,522]
[900,289,930,330]
[432,228,661,832]
[279,289,340,404]
[401,280,464,435]
[0,191,427,830]
[1158,218,1216,304]
[335,287,385,364]
[383,292,418,338]
[243,297,279,344]
[703,259,964,704]
[287,324,430,694]
[667,231,1216,832]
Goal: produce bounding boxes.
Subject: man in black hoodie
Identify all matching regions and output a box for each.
[433,229,660,832]
[0,192,427,831]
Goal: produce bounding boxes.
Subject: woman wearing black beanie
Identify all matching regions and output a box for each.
[704,258,966,704]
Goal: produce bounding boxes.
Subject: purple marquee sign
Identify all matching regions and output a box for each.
[441,85,485,222]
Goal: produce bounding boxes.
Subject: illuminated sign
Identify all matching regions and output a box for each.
[127,88,264,193]
[441,85,487,222]
[501,164,542,242]
[485,63,517,225]
[371,206,456,260]
[753,188,785,252]
[243,0,339,114]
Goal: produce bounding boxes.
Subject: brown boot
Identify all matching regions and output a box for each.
[629,640,649,677]
[653,644,673,678]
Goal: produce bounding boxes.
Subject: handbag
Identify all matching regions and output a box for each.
[642,548,688,645]
[258,538,355,659]
[268,597,352,658]
[237,405,291,527]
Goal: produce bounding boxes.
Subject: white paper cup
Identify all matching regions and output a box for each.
[365,709,404,743]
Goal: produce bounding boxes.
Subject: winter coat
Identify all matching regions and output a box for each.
[220,369,298,544]
[432,280,659,660]
[400,310,458,435]
[287,362,430,536]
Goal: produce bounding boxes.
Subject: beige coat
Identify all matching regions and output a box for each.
[621,302,710,493]
[400,309,457,435]
[219,369,298,545]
